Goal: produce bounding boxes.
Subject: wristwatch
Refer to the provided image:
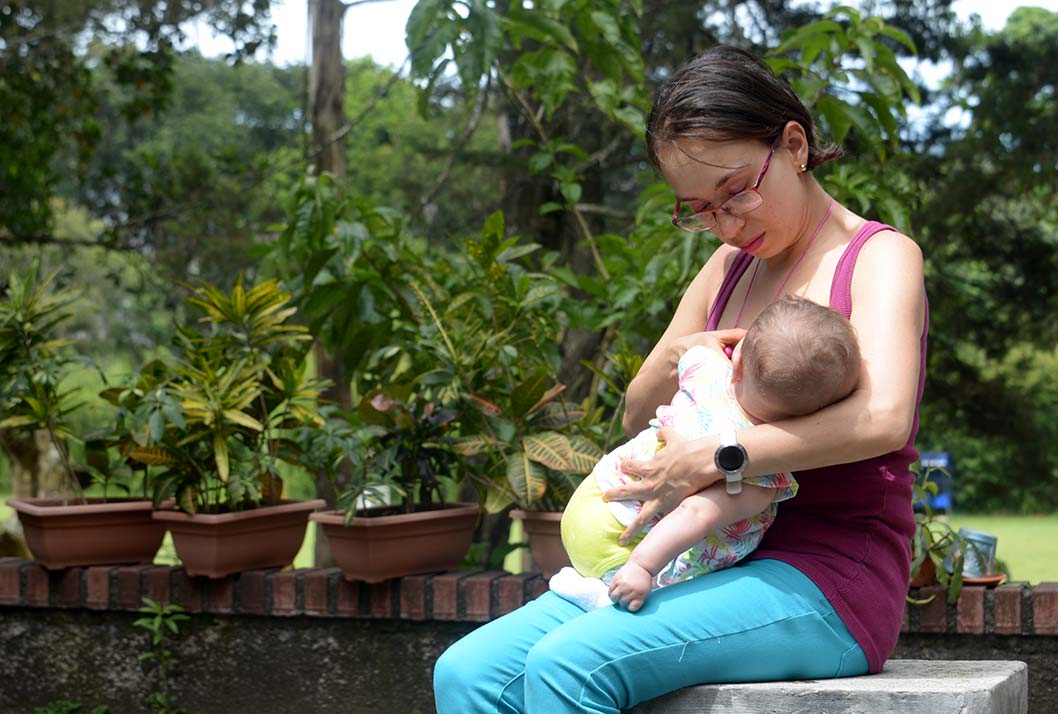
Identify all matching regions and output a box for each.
[715,428,747,495]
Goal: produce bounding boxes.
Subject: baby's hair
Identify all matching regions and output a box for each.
[741,296,861,416]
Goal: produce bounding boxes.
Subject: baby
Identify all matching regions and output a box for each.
[551,296,861,612]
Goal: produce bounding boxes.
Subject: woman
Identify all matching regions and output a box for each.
[433,44,926,714]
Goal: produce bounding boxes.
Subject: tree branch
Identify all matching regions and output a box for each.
[419,76,493,212]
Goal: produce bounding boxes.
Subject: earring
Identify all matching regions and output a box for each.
[800,163,808,172]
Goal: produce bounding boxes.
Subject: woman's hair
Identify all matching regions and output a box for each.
[646,45,842,171]
[740,296,861,417]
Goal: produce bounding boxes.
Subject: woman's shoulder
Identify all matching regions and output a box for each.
[854,225,923,273]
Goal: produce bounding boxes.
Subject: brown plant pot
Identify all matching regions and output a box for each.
[152,499,325,579]
[310,502,479,583]
[8,497,166,569]
[511,509,571,579]
[909,556,937,588]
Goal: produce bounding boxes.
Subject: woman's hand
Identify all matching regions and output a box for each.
[603,427,719,544]
[664,328,746,373]
[608,560,654,612]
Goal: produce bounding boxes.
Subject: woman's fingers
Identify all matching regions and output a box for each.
[618,502,659,544]
[713,327,747,347]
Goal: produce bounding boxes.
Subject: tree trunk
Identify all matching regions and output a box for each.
[0,429,66,498]
[310,0,351,567]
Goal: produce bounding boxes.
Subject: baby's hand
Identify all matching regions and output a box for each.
[608,560,654,612]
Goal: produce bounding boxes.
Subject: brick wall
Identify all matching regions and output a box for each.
[3,557,1057,635]
[3,556,1058,714]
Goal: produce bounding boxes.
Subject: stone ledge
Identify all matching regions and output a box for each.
[627,659,1028,714]
[0,557,1055,635]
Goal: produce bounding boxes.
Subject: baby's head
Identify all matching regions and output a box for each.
[733,296,860,422]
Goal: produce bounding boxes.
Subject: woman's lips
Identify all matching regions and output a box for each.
[739,233,765,253]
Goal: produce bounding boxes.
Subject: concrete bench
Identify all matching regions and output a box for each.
[627,659,1027,714]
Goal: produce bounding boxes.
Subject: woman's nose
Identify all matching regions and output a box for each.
[711,211,745,240]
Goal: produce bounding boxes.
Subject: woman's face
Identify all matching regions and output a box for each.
[657,136,807,258]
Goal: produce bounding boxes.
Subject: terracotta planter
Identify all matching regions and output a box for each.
[909,556,937,588]
[153,499,324,579]
[511,509,570,579]
[8,497,166,569]
[310,502,479,583]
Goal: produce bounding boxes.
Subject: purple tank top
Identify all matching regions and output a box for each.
[705,221,927,673]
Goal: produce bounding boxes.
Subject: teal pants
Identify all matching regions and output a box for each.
[433,559,868,714]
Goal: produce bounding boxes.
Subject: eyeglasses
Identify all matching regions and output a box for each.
[671,139,780,233]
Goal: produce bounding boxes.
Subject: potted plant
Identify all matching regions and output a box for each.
[128,277,326,578]
[1,263,167,569]
[909,464,965,604]
[306,390,479,583]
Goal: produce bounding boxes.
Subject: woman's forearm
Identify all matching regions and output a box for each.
[622,366,677,435]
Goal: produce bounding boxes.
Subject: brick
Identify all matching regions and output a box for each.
[956,586,985,634]
[270,571,298,615]
[994,584,1023,635]
[399,575,429,621]
[915,586,947,633]
[145,567,173,606]
[0,559,22,605]
[335,577,360,616]
[367,581,393,619]
[53,568,83,608]
[208,575,236,613]
[303,568,337,615]
[173,570,206,613]
[235,570,269,615]
[84,567,113,609]
[432,572,469,621]
[1032,582,1058,635]
[463,572,504,622]
[529,575,549,601]
[116,566,148,610]
[24,562,49,607]
[496,573,537,616]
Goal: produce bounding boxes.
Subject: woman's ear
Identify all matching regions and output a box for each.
[781,120,809,171]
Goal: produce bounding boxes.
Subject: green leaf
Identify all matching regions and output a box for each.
[214,432,229,481]
[522,432,572,471]
[568,435,604,474]
[507,451,547,508]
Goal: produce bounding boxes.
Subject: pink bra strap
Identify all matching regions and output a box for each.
[706,251,754,331]
[829,221,895,318]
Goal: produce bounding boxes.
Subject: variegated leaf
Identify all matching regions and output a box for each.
[568,436,604,474]
[522,432,572,471]
[532,401,586,429]
[214,432,229,481]
[128,445,179,466]
[507,451,547,509]
[451,435,495,456]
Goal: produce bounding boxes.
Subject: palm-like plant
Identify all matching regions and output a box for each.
[119,277,329,515]
[0,262,84,503]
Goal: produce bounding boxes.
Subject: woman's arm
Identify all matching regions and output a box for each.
[623,246,739,434]
[607,231,926,542]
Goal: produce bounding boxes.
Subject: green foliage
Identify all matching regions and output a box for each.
[134,597,189,714]
[115,277,328,514]
[910,466,965,605]
[0,1,278,246]
[0,261,86,499]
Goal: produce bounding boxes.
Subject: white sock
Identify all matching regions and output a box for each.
[548,567,613,611]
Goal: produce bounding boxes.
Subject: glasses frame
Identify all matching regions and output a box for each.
[671,138,781,233]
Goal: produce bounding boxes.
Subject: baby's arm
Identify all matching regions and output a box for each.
[607,484,775,611]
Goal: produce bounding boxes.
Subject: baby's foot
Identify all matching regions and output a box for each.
[548,567,614,611]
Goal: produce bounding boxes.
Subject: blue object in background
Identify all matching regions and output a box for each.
[916,451,954,513]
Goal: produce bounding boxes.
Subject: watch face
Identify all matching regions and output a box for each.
[716,444,746,472]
